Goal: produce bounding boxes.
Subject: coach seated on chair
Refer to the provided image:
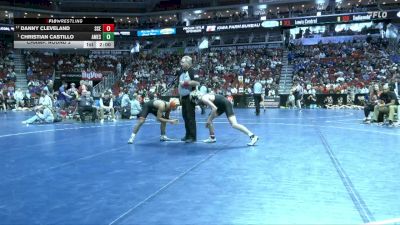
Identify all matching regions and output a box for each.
[372,84,399,125]
[78,90,97,123]
[99,90,116,123]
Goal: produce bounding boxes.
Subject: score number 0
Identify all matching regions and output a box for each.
[102,24,115,32]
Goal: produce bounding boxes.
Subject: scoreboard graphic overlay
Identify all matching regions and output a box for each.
[14,18,115,49]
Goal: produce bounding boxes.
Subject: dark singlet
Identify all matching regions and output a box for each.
[212,94,234,117]
[213,95,228,110]
[139,100,169,118]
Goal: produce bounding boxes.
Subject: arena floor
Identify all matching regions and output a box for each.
[0,108,399,225]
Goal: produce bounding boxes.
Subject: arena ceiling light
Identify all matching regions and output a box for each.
[194,10,202,14]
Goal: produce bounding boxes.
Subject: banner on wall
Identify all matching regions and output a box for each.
[279,10,397,27]
[210,44,268,51]
[81,70,103,80]
[60,73,81,78]
[137,28,176,37]
[247,96,280,108]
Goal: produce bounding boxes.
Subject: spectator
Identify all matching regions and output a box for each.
[253,78,262,116]
[130,93,142,119]
[99,90,116,123]
[0,91,6,112]
[14,88,24,109]
[39,90,53,108]
[58,81,72,108]
[78,90,97,123]
[22,105,54,125]
[120,88,131,119]
[372,84,399,126]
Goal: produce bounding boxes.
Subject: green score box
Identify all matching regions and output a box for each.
[102,32,114,41]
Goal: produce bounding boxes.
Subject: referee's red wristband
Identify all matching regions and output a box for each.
[183,81,190,87]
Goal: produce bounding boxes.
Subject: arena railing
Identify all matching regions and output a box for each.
[92,61,126,96]
[93,71,117,97]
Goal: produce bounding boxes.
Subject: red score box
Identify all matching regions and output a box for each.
[102,24,115,32]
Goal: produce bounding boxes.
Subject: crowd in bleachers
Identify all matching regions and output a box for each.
[293,26,381,40]
[55,54,122,74]
[25,51,54,81]
[287,37,399,125]
[24,51,126,76]
[0,50,130,115]
[117,17,183,30]
[2,35,398,125]
[0,40,16,111]
[289,37,398,96]
[117,48,283,99]
[22,51,129,95]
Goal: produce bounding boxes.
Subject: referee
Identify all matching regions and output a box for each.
[253,78,262,116]
[179,56,199,143]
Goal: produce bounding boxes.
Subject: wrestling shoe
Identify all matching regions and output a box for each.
[128,134,136,144]
[203,137,216,143]
[160,135,174,141]
[247,135,259,146]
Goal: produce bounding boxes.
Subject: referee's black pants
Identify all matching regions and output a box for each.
[253,94,261,115]
[181,95,196,140]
